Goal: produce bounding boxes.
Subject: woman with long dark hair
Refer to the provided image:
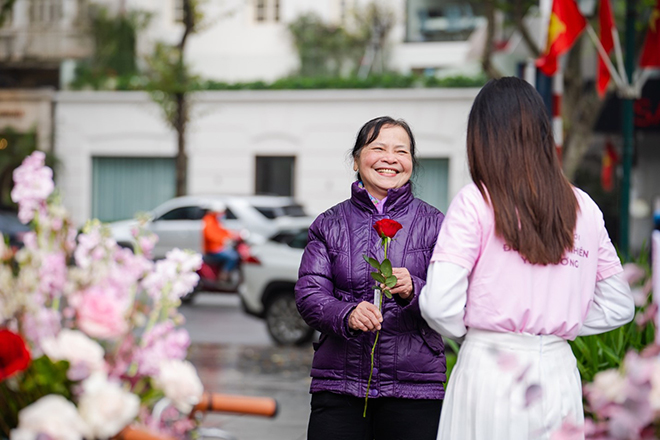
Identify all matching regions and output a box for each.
[420,77,634,439]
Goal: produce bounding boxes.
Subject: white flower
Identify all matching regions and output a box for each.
[77,372,140,439]
[10,394,89,440]
[40,329,106,375]
[154,359,204,413]
[591,369,627,404]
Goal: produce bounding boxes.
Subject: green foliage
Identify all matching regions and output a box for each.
[0,356,74,435]
[70,8,149,90]
[0,0,16,27]
[203,73,488,90]
[569,248,655,383]
[380,259,392,278]
[288,13,368,77]
[144,42,202,129]
[443,338,460,387]
[363,255,381,271]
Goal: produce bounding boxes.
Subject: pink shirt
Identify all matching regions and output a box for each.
[429,183,623,339]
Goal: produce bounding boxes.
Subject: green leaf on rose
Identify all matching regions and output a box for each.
[371,272,386,283]
[383,289,393,299]
[363,255,381,270]
[380,259,392,277]
[385,275,397,288]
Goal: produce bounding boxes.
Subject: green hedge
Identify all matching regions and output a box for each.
[73,73,488,92]
[203,73,488,90]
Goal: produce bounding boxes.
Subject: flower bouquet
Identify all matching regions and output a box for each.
[0,152,204,440]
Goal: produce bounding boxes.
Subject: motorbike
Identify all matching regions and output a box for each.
[182,230,254,303]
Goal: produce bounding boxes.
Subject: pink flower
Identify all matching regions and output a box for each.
[551,417,584,440]
[133,322,190,376]
[21,308,61,349]
[38,252,67,300]
[76,287,128,339]
[10,151,54,224]
[621,263,646,286]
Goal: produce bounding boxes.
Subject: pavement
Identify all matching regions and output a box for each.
[182,294,313,440]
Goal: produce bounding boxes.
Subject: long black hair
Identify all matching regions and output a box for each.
[467,76,578,265]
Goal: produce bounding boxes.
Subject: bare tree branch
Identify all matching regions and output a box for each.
[513,0,541,56]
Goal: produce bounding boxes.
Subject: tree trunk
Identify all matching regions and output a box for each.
[482,0,503,78]
[173,0,194,196]
[561,40,606,181]
[175,92,187,196]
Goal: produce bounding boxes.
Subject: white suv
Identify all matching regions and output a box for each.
[106,195,313,259]
[239,227,315,346]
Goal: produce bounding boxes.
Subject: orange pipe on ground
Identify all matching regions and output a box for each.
[115,426,176,440]
[193,392,278,418]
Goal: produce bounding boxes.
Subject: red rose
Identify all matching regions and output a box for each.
[0,329,31,381]
[373,219,403,239]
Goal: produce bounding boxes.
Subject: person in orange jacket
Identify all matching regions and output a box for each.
[202,201,239,281]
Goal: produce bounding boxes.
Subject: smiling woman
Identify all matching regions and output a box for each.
[294,116,446,440]
[353,124,414,201]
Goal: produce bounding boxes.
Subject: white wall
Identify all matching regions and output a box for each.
[54,88,477,226]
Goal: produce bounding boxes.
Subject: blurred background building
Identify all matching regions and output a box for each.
[1,0,659,255]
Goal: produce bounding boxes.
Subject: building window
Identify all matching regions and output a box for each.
[255,156,295,196]
[405,0,485,42]
[174,0,185,23]
[415,158,449,212]
[30,0,63,24]
[254,0,280,23]
[273,0,280,22]
[255,0,267,22]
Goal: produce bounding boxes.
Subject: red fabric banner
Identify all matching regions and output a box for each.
[536,0,587,76]
[597,0,615,97]
[640,0,660,68]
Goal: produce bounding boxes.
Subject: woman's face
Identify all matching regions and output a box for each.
[354,124,413,200]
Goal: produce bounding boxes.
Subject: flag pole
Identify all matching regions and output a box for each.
[611,27,627,85]
[585,23,627,90]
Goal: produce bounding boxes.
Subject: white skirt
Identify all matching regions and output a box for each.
[438,328,584,440]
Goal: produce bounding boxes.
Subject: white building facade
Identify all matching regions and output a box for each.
[54,88,478,226]
[89,0,485,83]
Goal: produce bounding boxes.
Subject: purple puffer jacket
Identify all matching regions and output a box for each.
[295,181,446,400]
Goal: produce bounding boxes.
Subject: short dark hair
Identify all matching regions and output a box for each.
[349,116,418,181]
[467,76,578,265]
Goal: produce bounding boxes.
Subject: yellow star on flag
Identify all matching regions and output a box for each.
[545,12,567,54]
[650,8,660,33]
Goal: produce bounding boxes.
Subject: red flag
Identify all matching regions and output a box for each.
[601,140,619,192]
[536,0,587,76]
[640,0,660,68]
[597,0,615,97]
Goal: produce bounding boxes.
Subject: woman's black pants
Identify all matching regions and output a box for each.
[307,391,442,440]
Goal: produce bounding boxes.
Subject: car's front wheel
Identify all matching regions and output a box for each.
[265,291,314,346]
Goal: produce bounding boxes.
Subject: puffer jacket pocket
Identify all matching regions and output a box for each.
[310,333,346,379]
[396,330,446,383]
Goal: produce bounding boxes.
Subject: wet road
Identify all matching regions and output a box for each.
[180,293,313,440]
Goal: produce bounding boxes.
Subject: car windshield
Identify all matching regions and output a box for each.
[282,204,307,217]
[270,228,308,249]
[254,204,307,219]
[0,212,29,232]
